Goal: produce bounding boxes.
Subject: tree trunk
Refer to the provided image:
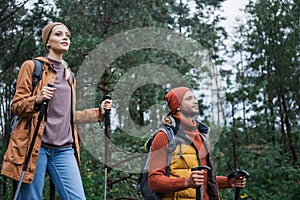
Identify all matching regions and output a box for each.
[281,95,297,163]
[231,104,238,169]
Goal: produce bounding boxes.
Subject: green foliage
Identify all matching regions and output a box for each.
[1,0,299,199]
[226,1,299,198]
[215,127,300,200]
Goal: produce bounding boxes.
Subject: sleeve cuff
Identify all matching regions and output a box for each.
[217,176,231,189]
[97,107,102,122]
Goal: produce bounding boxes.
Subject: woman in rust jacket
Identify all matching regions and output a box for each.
[1,22,112,200]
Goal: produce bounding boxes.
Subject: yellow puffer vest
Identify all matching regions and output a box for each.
[162,144,199,200]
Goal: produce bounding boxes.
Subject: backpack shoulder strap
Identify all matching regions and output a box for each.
[160,125,176,151]
[160,122,179,176]
[32,59,44,93]
[9,59,43,136]
[71,71,75,84]
[161,118,179,152]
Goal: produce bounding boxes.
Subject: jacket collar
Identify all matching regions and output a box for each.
[160,112,210,134]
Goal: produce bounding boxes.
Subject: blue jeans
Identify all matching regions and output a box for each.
[16,146,86,200]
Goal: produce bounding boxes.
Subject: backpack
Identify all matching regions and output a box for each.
[9,59,44,136]
[137,121,179,200]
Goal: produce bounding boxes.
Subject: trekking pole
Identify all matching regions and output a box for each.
[103,95,111,200]
[13,83,53,200]
[228,169,250,200]
[191,166,211,200]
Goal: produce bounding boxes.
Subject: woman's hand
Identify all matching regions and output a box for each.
[35,85,56,104]
[100,99,113,115]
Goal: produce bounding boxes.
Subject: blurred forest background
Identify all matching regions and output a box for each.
[0,0,299,199]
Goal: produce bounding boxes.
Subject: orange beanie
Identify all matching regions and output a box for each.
[165,87,190,113]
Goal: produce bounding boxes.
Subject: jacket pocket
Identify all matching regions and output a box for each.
[4,129,30,164]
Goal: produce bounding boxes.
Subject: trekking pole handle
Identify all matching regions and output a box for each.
[191,166,211,200]
[228,169,250,180]
[227,169,250,200]
[47,83,54,88]
[103,95,111,135]
[235,170,250,200]
[191,166,211,171]
[41,84,54,122]
[103,95,111,111]
[236,170,250,179]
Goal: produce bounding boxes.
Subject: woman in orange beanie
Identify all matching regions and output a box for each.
[1,22,112,200]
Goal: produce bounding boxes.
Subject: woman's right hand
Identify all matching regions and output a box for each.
[185,170,206,188]
[35,85,56,104]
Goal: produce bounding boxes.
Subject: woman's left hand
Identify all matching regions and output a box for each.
[100,99,112,115]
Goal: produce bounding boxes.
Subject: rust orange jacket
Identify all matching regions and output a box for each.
[1,57,101,183]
